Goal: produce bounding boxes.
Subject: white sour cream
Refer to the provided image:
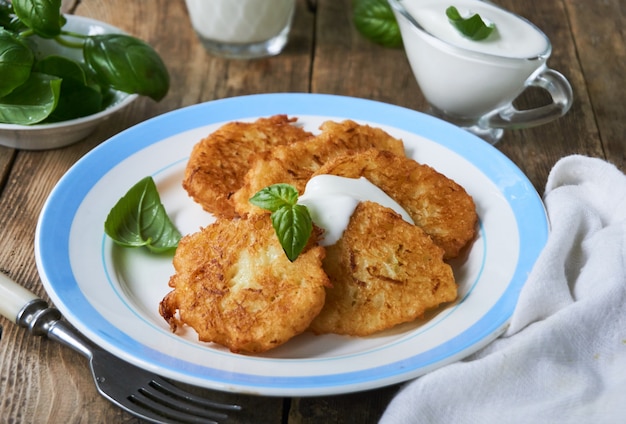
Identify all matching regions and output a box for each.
[392,0,551,118]
[406,0,548,58]
[298,175,413,246]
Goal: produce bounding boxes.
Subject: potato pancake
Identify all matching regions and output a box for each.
[183,115,313,218]
[160,214,329,354]
[309,201,457,336]
[165,117,478,352]
[232,119,406,217]
[312,149,477,259]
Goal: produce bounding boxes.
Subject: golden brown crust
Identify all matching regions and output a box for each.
[309,202,457,336]
[232,119,406,217]
[159,215,329,354]
[182,115,313,219]
[312,149,477,259]
[163,118,478,352]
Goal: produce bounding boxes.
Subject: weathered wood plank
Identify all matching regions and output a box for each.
[289,386,401,423]
[0,148,15,190]
[312,0,423,109]
[495,0,605,191]
[564,0,626,170]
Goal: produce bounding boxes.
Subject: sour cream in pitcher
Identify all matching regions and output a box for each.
[394,0,551,119]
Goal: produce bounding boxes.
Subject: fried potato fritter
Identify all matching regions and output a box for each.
[313,149,477,259]
[309,202,457,336]
[163,117,479,352]
[159,215,329,354]
[183,115,313,218]
[233,119,406,217]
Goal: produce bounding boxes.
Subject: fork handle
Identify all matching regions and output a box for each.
[0,272,39,324]
[0,272,62,338]
[0,272,94,359]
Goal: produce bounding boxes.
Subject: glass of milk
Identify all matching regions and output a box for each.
[184,0,296,59]
[388,0,573,144]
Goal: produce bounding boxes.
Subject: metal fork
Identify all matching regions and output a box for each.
[0,272,242,424]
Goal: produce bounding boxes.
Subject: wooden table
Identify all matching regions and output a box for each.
[1,0,624,422]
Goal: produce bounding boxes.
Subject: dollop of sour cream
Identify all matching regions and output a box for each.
[297,175,414,246]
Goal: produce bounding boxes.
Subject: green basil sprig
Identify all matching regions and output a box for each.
[0,0,169,125]
[85,34,169,101]
[13,0,64,38]
[105,177,181,253]
[249,184,313,262]
[446,6,495,41]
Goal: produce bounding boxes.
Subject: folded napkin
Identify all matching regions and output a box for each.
[380,155,626,424]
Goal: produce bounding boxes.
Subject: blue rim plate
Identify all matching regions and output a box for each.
[35,93,548,396]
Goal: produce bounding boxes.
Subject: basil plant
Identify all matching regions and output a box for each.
[0,0,169,125]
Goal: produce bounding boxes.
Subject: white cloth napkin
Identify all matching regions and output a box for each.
[380,155,626,424]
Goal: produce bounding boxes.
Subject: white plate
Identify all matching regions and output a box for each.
[35,93,548,396]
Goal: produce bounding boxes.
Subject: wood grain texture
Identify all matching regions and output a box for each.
[564,0,626,169]
[0,0,624,423]
[288,386,400,424]
[494,0,605,191]
[312,0,423,108]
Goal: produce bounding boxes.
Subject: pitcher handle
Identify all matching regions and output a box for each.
[485,68,574,129]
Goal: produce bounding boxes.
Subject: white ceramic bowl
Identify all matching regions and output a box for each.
[0,15,138,150]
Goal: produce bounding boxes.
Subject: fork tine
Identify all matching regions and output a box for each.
[115,376,243,424]
[150,377,243,412]
[8,293,243,424]
[127,391,224,424]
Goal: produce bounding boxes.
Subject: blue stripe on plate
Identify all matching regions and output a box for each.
[35,93,548,393]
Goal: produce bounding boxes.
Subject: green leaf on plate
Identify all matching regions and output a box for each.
[250,184,313,262]
[249,183,299,212]
[104,176,181,253]
[270,204,313,263]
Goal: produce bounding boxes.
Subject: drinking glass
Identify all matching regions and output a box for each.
[185,0,296,59]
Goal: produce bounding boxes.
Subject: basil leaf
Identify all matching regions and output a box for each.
[446,6,495,41]
[35,55,88,84]
[250,184,314,262]
[270,204,313,262]
[12,0,63,38]
[104,176,181,253]
[0,1,28,35]
[0,72,60,124]
[1,1,169,124]
[0,28,34,97]
[44,77,102,122]
[0,0,16,30]
[84,34,169,101]
[34,55,102,121]
[249,183,299,211]
[352,0,402,48]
